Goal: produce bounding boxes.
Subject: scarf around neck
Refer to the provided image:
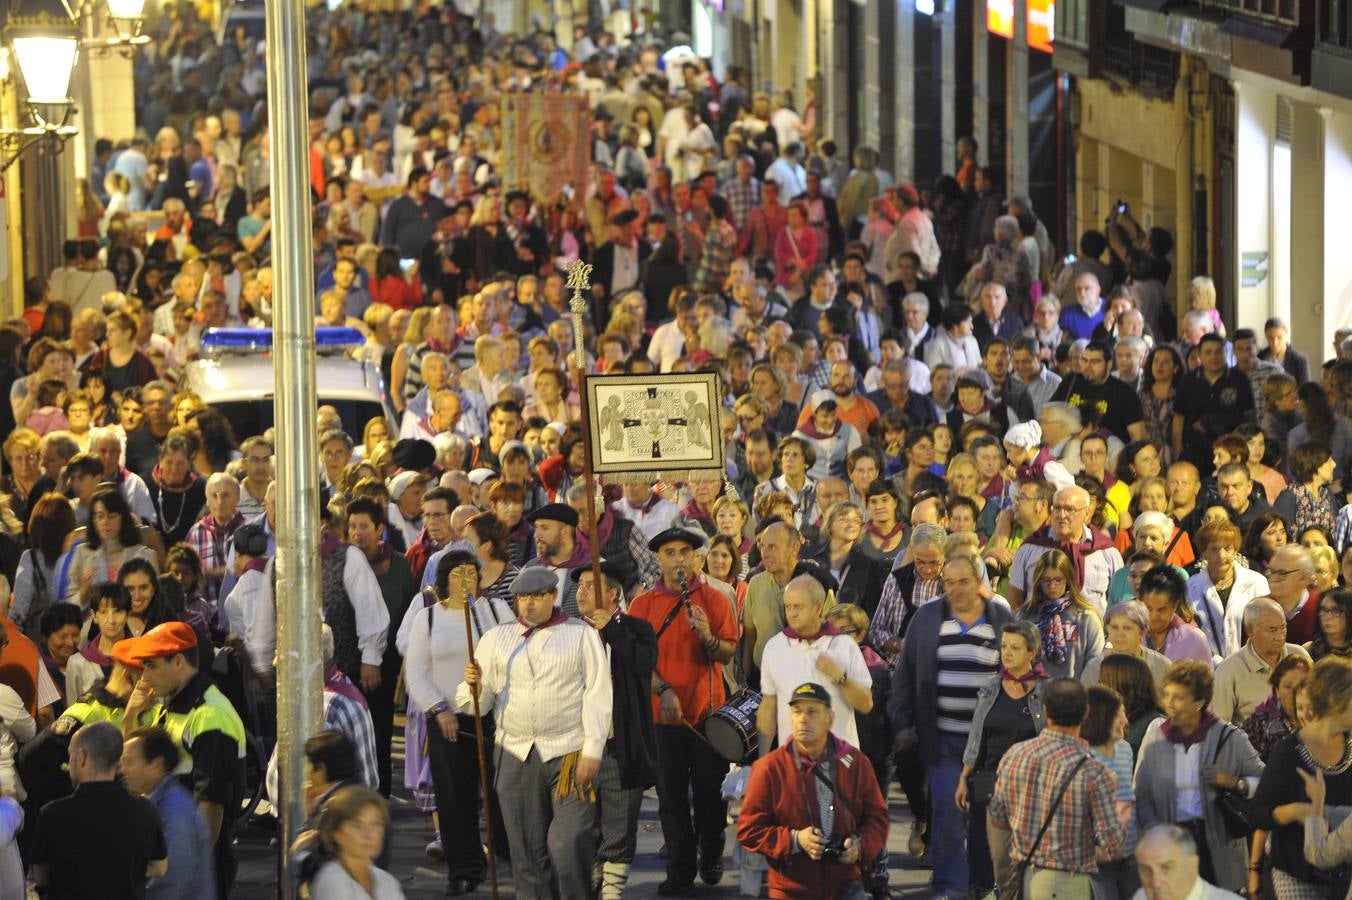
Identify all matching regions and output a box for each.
[1024,526,1115,585]
[518,607,569,639]
[783,620,841,642]
[1001,662,1047,688]
[1161,710,1219,749]
[1032,595,1072,665]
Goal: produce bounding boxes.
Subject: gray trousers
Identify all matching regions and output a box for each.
[596,751,643,863]
[495,747,600,900]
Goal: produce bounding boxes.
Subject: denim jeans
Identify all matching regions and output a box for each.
[926,731,969,897]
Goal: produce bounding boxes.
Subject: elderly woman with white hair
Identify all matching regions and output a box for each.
[1106,510,1192,605]
[1082,600,1173,688]
[959,214,1035,316]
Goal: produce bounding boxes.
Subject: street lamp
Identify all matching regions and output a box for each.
[0,0,147,172]
[0,0,79,169]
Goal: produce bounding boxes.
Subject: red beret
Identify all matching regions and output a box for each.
[109,637,144,670]
[117,621,198,663]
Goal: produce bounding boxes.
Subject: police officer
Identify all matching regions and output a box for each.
[120,622,245,899]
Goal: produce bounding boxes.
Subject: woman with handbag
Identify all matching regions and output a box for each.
[1250,655,1352,900]
[955,621,1047,899]
[1135,659,1265,894]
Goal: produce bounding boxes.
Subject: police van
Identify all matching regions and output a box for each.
[181,327,398,439]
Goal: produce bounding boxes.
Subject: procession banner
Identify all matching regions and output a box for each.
[585,372,726,484]
[499,92,592,207]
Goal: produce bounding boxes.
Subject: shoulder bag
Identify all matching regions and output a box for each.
[1212,724,1253,840]
[1006,753,1090,900]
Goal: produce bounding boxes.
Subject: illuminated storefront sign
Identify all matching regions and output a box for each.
[987,0,1055,53]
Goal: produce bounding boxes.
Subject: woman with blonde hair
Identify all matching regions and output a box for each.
[710,494,752,576]
[1016,549,1105,678]
[807,501,884,609]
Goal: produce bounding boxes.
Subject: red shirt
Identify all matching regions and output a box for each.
[628,577,737,726]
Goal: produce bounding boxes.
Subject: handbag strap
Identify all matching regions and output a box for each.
[1021,754,1090,866]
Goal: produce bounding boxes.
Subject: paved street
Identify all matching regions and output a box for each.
[234,728,934,898]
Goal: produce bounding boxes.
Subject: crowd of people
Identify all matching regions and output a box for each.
[5,0,1352,898]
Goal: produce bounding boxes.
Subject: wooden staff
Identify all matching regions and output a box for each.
[449,568,499,899]
[564,259,609,597]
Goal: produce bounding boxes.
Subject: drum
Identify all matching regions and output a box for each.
[704,688,762,763]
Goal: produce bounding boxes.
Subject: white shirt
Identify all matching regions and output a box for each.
[613,496,681,540]
[1173,739,1206,820]
[455,617,612,763]
[759,630,870,747]
[647,320,688,372]
[309,861,405,900]
[386,503,422,550]
[404,597,515,712]
[1130,880,1245,900]
[260,546,388,666]
[223,567,275,673]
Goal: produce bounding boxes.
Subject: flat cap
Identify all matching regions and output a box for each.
[648,526,706,553]
[528,502,579,527]
[510,566,561,595]
[114,621,198,663]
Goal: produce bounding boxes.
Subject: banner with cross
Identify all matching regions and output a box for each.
[584,371,727,484]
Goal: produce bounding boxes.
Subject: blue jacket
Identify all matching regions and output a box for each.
[147,776,216,900]
[888,595,1014,764]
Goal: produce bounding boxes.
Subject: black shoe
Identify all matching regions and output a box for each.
[657,875,695,896]
[699,857,724,885]
[445,878,471,896]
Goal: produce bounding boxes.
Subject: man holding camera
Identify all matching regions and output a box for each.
[738,682,890,899]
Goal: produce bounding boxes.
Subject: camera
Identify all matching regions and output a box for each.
[819,834,848,862]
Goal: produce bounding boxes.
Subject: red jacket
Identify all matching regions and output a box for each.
[737,736,890,899]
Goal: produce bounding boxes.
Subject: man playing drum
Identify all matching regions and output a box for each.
[755,573,874,752]
[628,527,739,895]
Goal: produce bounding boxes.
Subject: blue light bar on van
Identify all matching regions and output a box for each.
[199,327,365,354]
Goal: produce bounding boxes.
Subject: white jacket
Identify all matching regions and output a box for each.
[1187,565,1271,664]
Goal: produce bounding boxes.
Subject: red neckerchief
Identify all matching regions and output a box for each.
[1024,526,1115,584]
[79,639,114,667]
[153,465,200,492]
[518,607,569,639]
[783,621,842,641]
[1001,663,1046,688]
[324,663,367,709]
[200,511,245,537]
[243,557,268,575]
[794,732,842,772]
[415,529,443,552]
[578,505,616,556]
[798,418,841,440]
[320,532,344,556]
[1161,711,1219,749]
[865,520,904,542]
[652,573,707,597]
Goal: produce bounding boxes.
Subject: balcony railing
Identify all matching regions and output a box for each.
[1199,0,1299,26]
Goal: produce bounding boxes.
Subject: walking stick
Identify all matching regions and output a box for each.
[449,571,500,899]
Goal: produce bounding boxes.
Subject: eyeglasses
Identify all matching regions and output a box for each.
[1320,605,1347,617]
[245,455,271,464]
[1266,568,1305,582]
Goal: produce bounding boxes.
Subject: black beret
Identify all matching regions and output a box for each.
[648,527,707,553]
[528,502,579,527]
[391,438,437,472]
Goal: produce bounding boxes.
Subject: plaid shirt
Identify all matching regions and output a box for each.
[987,730,1124,874]
[721,177,761,232]
[185,512,245,598]
[324,687,381,791]
[1242,359,1284,419]
[694,219,740,294]
[1335,503,1352,555]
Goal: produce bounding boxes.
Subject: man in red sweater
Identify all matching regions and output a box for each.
[737,682,890,899]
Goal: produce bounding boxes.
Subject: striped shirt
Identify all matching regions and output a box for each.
[935,615,1000,734]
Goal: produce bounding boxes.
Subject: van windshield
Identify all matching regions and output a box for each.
[210,399,390,442]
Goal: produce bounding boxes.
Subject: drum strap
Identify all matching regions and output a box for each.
[655,596,686,640]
